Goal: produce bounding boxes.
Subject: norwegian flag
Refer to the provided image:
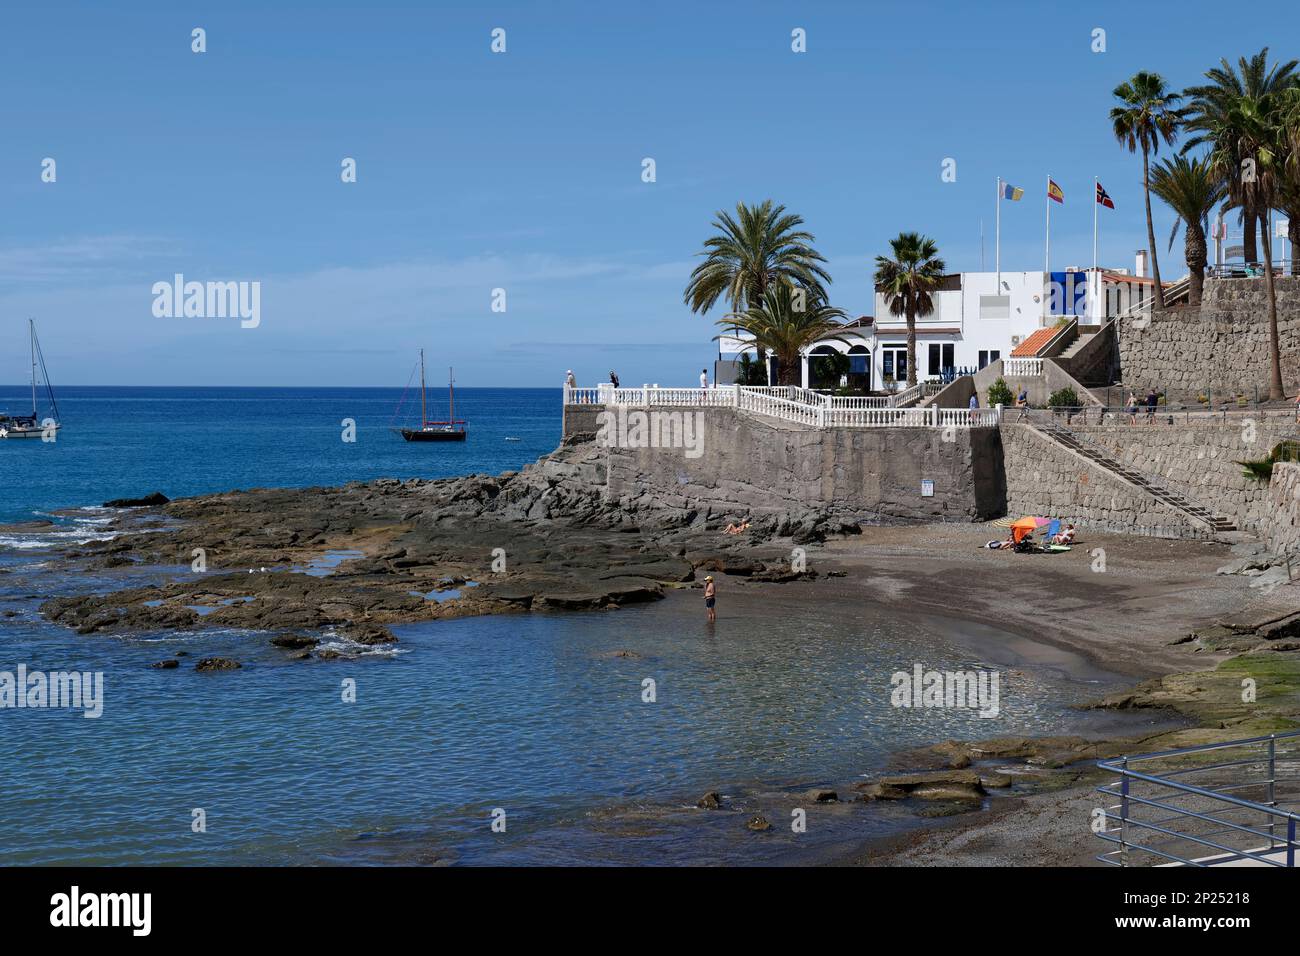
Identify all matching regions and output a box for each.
[1096,182,1115,209]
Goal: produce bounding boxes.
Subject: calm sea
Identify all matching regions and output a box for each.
[0,386,1146,865]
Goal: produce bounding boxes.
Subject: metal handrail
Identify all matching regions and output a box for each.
[1096,731,1300,867]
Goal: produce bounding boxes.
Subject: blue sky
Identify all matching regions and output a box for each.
[0,0,1291,386]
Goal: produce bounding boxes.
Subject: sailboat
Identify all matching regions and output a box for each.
[0,320,61,440]
[396,350,466,442]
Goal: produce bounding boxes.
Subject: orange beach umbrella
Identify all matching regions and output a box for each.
[1010,516,1044,543]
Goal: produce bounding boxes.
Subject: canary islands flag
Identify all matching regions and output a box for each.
[1001,182,1024,201]
[1048,180,1064,203]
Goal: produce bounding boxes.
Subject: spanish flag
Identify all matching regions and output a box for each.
[1048,179,1064,204]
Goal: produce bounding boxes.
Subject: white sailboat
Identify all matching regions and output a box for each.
[1,320,62,440]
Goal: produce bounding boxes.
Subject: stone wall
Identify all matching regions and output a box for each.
[1066,421,1294,533]
[602,406,1006,523]
[1000,423,1205,539]
[1117,277,1300,401]
[1054,323,1117,387]
[1266,462,1300,555]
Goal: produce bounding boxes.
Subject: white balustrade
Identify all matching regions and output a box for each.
[1002,358,1044,377]
[573,383,1003,428]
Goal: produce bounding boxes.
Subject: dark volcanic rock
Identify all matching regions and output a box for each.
[149,660,180,669]
[270,633,320,649]
[194,657,242,671]
[746,814,773,832]
[697,791,722,809]
[103,491,170,507]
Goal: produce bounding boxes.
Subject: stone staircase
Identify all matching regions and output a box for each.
[1025,417,1237,533]
[1058,325,1101,361]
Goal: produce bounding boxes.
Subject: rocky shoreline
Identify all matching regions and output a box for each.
[33,436,852,664]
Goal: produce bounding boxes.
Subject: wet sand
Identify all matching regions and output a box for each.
[806,522,1300,866]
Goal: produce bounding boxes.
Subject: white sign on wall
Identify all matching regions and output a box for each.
[921,479,934,498]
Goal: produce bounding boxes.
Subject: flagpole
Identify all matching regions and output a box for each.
[1092,176,1099,322]
[1045,176,1051,276]
[995,177,1001,288]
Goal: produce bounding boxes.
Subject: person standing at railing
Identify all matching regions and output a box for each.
[610,370,620,389]
[1127,391,1138,426]
[968,393,978,410]
[1145,387,1159,425]
[565,369,577,403]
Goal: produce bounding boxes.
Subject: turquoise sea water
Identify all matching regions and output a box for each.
[0,387,1150,865]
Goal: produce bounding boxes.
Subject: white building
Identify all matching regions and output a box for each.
[717,259,1159,390]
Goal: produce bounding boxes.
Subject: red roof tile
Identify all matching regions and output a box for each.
[1011,327,1057,357]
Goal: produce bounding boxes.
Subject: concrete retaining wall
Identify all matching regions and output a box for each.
[562,403,606,440]
[1000,423,1206,539]
[602,406,1006,522]
[1118,277,1300,401]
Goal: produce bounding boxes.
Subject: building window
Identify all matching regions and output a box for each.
[927,343,955,377]
[882,347,907,383]
[978,349,1001,370]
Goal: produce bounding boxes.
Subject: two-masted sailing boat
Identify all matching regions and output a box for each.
[396,349,466,442]
[0,320,61,440]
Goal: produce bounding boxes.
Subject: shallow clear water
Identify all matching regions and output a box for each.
[0,387,1157,865]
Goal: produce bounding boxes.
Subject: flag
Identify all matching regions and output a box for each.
[1001,182,1023,201]
[1096,182,1115,209]
[1048,179,1064,204]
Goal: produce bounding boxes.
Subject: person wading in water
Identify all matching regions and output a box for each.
[704,575,716,622]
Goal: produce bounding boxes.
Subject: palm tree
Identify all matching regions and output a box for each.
[1183,48,1298,264]
[683,200,831,312]
[1205,90,1289,399]
[1111,71,1183,309]
[1277,86,1300,277]
[717,284,847,387]
[684,200,832,386]
[873,233,946,388]
[1149,154,1227,305]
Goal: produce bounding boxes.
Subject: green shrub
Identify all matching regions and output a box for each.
[1047,387,1080,408]
[1236,441,1300,482]
[986,377,1013,407]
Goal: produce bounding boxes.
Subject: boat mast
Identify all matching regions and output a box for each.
[419,348,427,426]
[449,367,455,422]
[30,319,37,417]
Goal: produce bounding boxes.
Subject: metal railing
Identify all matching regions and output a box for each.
[563,383,1002,429]
[1208,260,1298,279]
[1096,731,1300,867]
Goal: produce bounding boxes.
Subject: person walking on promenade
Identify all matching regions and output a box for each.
[1126,391,1138,425]
[1145,387,1159,424]
[704,575,716,622]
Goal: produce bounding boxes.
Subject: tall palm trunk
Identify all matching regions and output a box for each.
[777,352,800,386]
[905,296,917,387]
[1142,148,1165,308]
[1185,224,1207,305]
[1261,227,1283,400]
[1242,200,1259,264]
